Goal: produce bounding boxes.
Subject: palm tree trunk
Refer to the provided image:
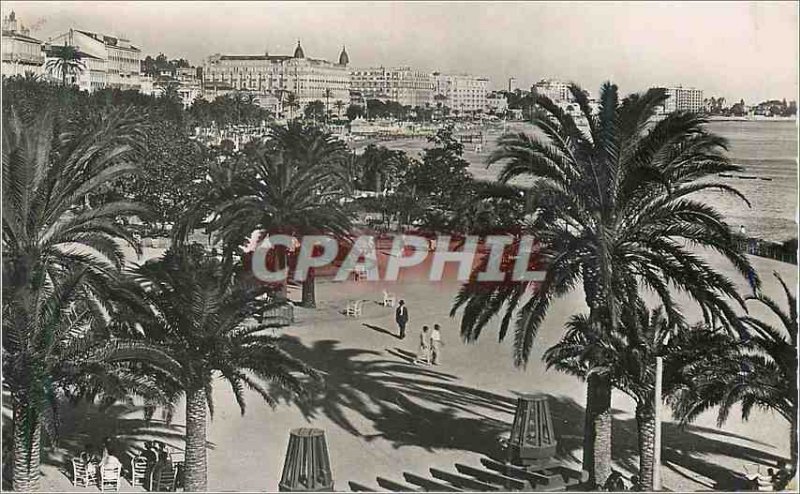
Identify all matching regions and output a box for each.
[583,372,612,488]
[12,403,42,492]
[791,414,798,475]
[184,387,208,492]
[636,401,657,490]
[301,268,316,308]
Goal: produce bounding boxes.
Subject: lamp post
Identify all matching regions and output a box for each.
[653,356,663,491]
[653,330,671,491]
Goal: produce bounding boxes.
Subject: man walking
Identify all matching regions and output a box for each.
[431,323,443,364]
[395,299,409,339]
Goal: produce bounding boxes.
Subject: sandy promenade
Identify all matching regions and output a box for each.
[38,248,795,492]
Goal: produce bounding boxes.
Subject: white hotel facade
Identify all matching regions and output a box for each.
[202,41,351,113]
[432,72,490,113]
[349,66,434,108]
[660,86,704,113]
[47,28,142,91]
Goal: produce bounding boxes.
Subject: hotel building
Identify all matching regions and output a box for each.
[486,91,509,115]
[432,72,490,113]
[43,46,108,92]
[658,86,704,113]
[531,78,573,103]
[1,11,45,78]
[202,41,351,113]
[46,28,142,91]
[349,66,434,107]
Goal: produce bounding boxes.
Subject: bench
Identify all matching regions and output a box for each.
[480,457,552,486]
[430,468,501,491]
[376,476,418,492]
[454,463,526,491]
[403,472,462,492]
[348,480,378,492]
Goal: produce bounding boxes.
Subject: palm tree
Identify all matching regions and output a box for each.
[358,144,408,193]
[452,83,754,485]
[129,244,319,491]
[544,303,705,490]
[304,100,326,124]
[214,122,351,307]
[284,92,299,120]
[669,272,797,473]
[159,80,182,104]
[334,99,345,119]
[2,108,157,490]
[44,43,85,87]
[2,266,179,492]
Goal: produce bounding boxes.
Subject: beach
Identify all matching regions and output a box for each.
[355,119,798,243]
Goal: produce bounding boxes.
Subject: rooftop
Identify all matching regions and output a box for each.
[217,54,294,62]
[2,29,43,44]
[74,29,140,51]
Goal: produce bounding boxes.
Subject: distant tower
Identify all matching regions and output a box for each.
[338,45,349,66]
[293,39,305,59]
[508,77,516,93]
[3,10,19,32]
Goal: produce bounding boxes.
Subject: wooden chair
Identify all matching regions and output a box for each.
[71,457,93,487]
[99,463,121,492]
[130,455,148,487]
[346,300,364,317]
[382,290,396,308]
[154,463,178,492]
[168,450,185,489]
[354,265,368,281]
[87,460,99,487]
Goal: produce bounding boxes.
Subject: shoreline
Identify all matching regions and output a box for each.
[707,116,797,122]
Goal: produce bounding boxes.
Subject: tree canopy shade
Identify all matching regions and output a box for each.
[346,104,364,121]
[211,122,352,305]
[394,125,475,231]
[544,302,686,490]
[668,272,798,472]
[451,83,754,485]
[126,244,320,491]
[1,107,163,491]
[113,120,208,230]
[303,100,326,122]
[187,92,273,128]
[141,53,191,78]
[356,144,411,193]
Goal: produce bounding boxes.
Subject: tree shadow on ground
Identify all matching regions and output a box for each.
[362,323,400,339]
[549,396,785,490]
[39,400,196,484]
[273,337,788,491]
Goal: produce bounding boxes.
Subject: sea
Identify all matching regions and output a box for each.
[364,119,798,242]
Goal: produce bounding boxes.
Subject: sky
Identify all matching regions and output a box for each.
[4,1,798,102]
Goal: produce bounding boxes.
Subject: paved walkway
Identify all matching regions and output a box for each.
[39,250,794,492]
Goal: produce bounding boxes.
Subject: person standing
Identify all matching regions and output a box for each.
[395,300,409,339]
[430,324,443,365]
[414,326,431,365]
[141,441,158,489]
